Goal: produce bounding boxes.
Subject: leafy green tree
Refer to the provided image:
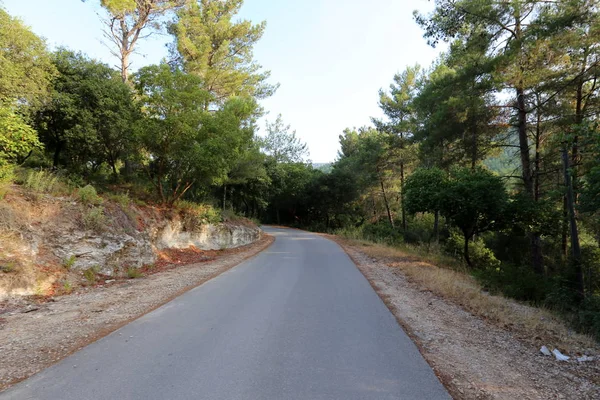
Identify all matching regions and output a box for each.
[170,0,277,104]
[373,65,422,230]
[337,128,406,228]
[403,167,447,242]
[265,162,316,225]
[0,8,55,108]
[439,167,508,267]
[134,63,257,204]
[260,114,309,163]
[34,50,137,173]
[414,0,566,274]
[0,108,42,166]
[221,140,267,210]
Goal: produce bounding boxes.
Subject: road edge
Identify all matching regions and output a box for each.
[1,234,275,392]
[321,233,458,399]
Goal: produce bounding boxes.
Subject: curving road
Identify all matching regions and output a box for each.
[1,227,449,400]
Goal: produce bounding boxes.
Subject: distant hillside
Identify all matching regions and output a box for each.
[313,163,333,173]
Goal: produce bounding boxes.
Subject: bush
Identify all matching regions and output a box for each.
[126,267,142,279]
[107,192,131,208]
[334,226,365,241]
[23,169,69,195]
[361,221,403,245]
[576,296,600,341]
[176,200,221,226]
[403,213,440,244]
[221,208,239,222]
[445,231,500,269]
[63,255,76,270]
[82,207,106,231]
[83,267,97,284]
[76,184,103,205]
[474,263,550,303]
[0,163,14,199]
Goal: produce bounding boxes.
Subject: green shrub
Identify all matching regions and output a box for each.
[334,226,365,241]
[63,255,76,270]
[83,267,97,284]
[0,262,15,273]
[107,192,131,208]
[82,207,106,231]
[576,296,600,341]
[362,221,403,245]
[76,184,102,205]
[176,200,221,226]
[62,280,73,294]
[403,213,441,244]
[23,169,69,195]
[474,263,550,303]
[221,208,239,222]
[445,231,500,269]
[126,267,142,279]
[0,163,14,199]
[0,163,14,183]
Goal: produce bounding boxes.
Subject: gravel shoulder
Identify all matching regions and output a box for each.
[331,237,600,400]
[0,234,274,392]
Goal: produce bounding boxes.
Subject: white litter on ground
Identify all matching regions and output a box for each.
[577,355,595,362]
[552,349,570,361]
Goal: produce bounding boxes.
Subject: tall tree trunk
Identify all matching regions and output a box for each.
[378,173,394,228]
[470,85,477,169]
[400,162,407,231]
[562,195,569,259]
[121,50,129,83]
[433,210,440,244]
[463,232,472,268]
[572,70,585,207]
[517,84,544,274]
[562,148,584,301]
[222,184,227,210]
[534,94,541,202]
[516,86,533,195]
[52,143,62,169]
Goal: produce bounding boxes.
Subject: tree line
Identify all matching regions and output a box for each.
[0,0,306,212]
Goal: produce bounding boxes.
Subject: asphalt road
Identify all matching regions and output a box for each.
[2,227,449,400]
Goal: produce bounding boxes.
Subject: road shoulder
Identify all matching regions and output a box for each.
[329,236,599,400]
[0,235,274,392]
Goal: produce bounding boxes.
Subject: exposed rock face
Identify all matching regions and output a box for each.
[156,220,262,251]
[49,221,261,275]
[0,191,263,297]
[50,231,156,275]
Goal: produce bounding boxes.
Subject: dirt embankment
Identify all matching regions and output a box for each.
[331,237,599,400]
[0,234,273,392]
[0,186,261,298]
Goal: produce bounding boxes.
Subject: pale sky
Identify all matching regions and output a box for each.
[2,0,442,163]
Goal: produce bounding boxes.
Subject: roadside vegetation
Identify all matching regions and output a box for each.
[0,0,307,227]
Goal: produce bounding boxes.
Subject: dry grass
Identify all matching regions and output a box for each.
[335,237,598,352]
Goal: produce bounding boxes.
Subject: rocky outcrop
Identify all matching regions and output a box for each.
[0,189,263,297]
[155,220,262,251]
